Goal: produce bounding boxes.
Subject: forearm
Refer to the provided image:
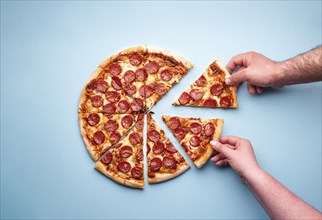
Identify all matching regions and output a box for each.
[244,168,321,219]
[276,46,322,87]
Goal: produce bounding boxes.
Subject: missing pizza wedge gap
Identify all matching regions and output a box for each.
[78,46,229,188]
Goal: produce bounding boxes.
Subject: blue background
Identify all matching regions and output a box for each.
[1,1,321,219]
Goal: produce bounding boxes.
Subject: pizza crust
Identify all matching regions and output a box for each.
[193,119,224,168]
[78,66,105,113]
[213,60,238,108]
[99,46,147,69]
[147,47,194,70]
[148,163,190,184]
[79,113,101,161]
[95,161,144,189]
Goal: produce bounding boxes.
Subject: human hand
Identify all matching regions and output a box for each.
[210,136,261,184]
[226,52,282,94]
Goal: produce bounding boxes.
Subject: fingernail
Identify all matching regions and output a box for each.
[226,77,231,85]
[210,140,217,148]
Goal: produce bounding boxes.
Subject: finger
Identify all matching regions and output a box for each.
[255,86,264,94]
[226,53,249,74]
[234,67,246,89]
[219,136,241,146]
[216,159,229,167]
[247,82,256,95]
[226,69,248,86]
[210,153,226,162]
[210,141,234,158]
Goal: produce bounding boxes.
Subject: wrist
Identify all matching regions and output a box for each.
[273,61,288,87]
[242,166,265,187]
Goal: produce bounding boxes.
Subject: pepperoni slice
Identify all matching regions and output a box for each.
[132,98,143,112]
[148,129,160,143]
[220,96,232,108]
[129,132,142,145]
[114,143,122,148]
[153,141,165,154]
[155,83,168,96]
[87,113,100,126]
[110,131,121,144]
[189,89,204,101]
[136,149,144,161]
[146,143,151,155]
[121,115,133,128]
[190,136,201,147]
[195,75,206,87]
[135,119,144,131]
[210,83,224,96]
[135,68,147,81]
[167,117,180,130]
[150,157,162,172]
[139,85,153,98]
[174,127,186,141]
[205,123,215,136]
[86,80,96,92]
[91,95,103,107]
[204,99,217,108]
[105,119,118,132]
[93,131,105,145]
[166,143,177,153]
[120,146,133,158]
[117,100,130,113]
[96,79,108,93]
[117,161,131,173]
[111,76,122,90]
[105,91,120,103]
[102,103,116,115]
[178,92,191,105]
[130,53,143,66]
[145,61,159,74]
[131,166,143,179]
[124,70,136,83]
[109,63,122,75]
[131,100,142,112]
[123,84,136,96]
[163,156,176,169]
[190,122,202,134]
[160,69,173,81]
[101,152,113,165]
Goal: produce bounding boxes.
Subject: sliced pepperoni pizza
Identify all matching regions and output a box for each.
[146,114,190,183]
[173,60,238,108]
[95,115,144,188]
[79,67,143,114]
[143,48,193,111]
[79,112,142,160]
[163,115,224,168]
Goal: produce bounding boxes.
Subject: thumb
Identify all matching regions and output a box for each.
[210,141,234,159]
[226,69,248,86]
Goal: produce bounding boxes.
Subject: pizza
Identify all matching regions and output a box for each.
[173,60,238,108]
[95,115,145,188]
[146,114,190,183]
[79,112,142,160]
[162,115,224,168]
[78,46,195,188]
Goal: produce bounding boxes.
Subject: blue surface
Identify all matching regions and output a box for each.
[1,1,321,219]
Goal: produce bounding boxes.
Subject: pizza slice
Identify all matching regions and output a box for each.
[78,66,144,114]
[95,115,145,188]
[142,48,193,111]
[146,114,190,183]
[79,112,142,160]
[99,46,147,110]
[162,115,224,168]
[173,60,238,108]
